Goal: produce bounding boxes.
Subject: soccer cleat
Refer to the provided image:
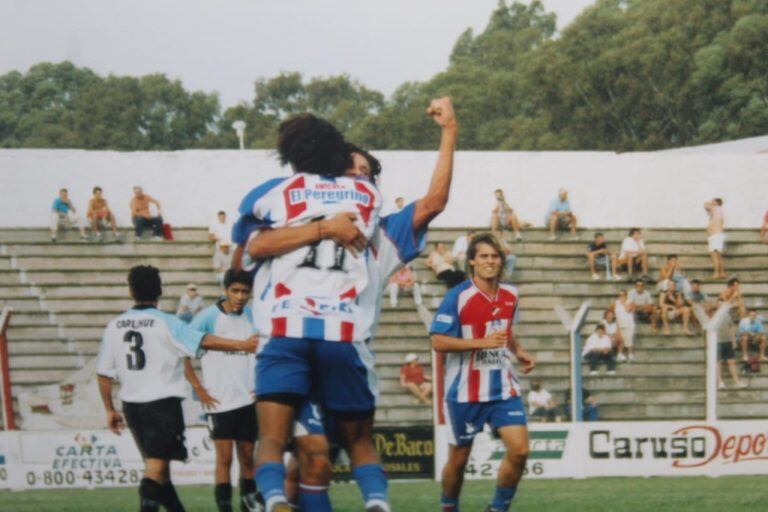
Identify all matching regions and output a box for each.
[365,506,389,512]
[241,492,264,512]
[484,506,503,512]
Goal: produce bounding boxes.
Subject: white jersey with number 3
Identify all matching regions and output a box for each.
[96,306,205,403]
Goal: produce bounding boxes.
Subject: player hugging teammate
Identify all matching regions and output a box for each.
[430,233,535,512]
[97,95,457,512]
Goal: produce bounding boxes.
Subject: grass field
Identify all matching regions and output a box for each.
[1,476,765,511]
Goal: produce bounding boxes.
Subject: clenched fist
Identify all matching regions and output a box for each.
[427,96,457,129]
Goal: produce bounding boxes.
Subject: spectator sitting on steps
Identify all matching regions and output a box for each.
[657,254,692,299]
[388,265,423,307]
[87,186,119,240]
[213,241,232,285]
[617,228,650,279]
[659,280,694,336]
[628,279,659,333]
[737,309,768,363]
[545,188,578,240]
[177,283,204,323]
[582,324,616,375]
[400,353,432,405]
[426,242,466,289]
[491,189,523,241]
[563,387,599,422]
[586,232,621,281]
[130,186,164,240]
[528,380,562,423]
[49,188,87,241]
[601,309,626,362]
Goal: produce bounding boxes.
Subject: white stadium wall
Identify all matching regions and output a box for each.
[0,148,766,229]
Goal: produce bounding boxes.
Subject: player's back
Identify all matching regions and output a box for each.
[97,306,203,403]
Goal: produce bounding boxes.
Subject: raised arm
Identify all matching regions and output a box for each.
[412,97,458,232]
[201,333,258,353]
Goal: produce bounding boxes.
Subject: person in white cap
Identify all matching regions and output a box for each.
[399,353,432,404]
[177,283,205,323]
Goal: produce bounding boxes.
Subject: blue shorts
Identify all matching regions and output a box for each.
[445,397,527,447]
[256,337,378,413]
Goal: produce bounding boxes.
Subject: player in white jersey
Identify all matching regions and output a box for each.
[430,234,535,512]
[183,269,260,512]
[237,98,458,512]
[96,265,258,512]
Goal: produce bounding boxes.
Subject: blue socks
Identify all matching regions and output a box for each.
[352,464,390,510]
[254,462,286,510]
[299,483,332,511]
[440,493,459,511]
[490,485,518,511]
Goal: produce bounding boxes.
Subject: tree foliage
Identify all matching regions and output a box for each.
[0,0,765,151]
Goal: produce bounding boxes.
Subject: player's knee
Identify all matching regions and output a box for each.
[507,446,529,468]
[300,450,332,483]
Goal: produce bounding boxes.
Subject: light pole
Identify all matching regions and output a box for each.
[232,120,246,150]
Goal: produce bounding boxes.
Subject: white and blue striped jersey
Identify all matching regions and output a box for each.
[96,306,206,403]
[233,173,383,342]
[190,302,257,413]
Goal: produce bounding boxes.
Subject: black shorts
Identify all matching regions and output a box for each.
[718,341,735,361]
[123,397,187,461]
[207,403,258,442]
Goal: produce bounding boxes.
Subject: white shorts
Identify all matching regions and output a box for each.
[619,326,635,348]
[708,233,725,252]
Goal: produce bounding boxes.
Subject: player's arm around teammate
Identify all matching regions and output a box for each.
[96,265,257,512]
[430,234,535,512]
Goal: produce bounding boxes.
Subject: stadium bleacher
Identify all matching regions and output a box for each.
[1,226,767,428]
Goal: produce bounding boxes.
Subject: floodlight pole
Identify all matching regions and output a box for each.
[700,302,731,422]
[555,301,590,422]
[231,120,246,150]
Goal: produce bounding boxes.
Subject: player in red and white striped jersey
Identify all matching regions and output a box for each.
[430,233,535,512]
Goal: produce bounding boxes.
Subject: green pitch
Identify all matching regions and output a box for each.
[2,476,764,511]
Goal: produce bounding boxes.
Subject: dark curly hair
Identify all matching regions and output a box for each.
[277,114,350,176]
[128,265,162,303]
[346,142,382,184]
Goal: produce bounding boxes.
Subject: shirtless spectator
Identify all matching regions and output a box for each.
[426,242,465,289]
[612,290,636,361]
[617,228,649,278]
[129,186,164,240]
[451,230,474,271]
[737,309,767,363]
[400,353,432,405]
[705,198,726,278]
[388,264,422,307]
[658,254,691,298]
[719,277,747,324]
[659,280,693,336]
[546,188,578,240]
[587,232,621,281]
[491,189,523,240]
[208,210,231,247]
[628,279,659,332]
[49,188,87,241]
[600,310,626,361]
[87,186,119,240]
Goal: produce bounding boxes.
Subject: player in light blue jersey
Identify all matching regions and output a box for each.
[183,269,260,512]
[237,97,457,512]
[97,265,258,512]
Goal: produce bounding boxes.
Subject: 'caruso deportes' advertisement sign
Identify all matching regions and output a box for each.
[434,420,768,481]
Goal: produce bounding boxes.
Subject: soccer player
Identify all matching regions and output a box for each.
[430,233,535,512]
[96,265,258,512]
[183,269,260,512]
[234,97,457,512]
